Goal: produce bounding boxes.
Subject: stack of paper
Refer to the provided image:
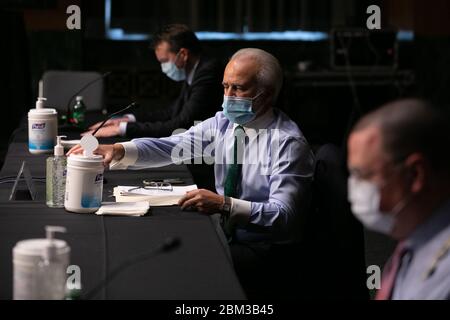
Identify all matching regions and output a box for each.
[95,201,150,216]
[113,185,198,206]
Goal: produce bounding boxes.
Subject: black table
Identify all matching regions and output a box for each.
[0,126,245,299]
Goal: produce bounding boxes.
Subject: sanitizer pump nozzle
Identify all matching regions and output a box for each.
[36,97,47,110]
[54,136,67,157]
[43,226,67,264]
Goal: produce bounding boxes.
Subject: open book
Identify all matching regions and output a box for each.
[113,185,198,206]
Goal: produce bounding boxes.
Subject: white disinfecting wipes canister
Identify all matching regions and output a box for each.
[64,135,104,213]
[28,97,58,154]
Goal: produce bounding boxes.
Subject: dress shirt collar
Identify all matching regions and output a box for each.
[232,107,275,132]
[405,198,450,250]
[186,58,200,86]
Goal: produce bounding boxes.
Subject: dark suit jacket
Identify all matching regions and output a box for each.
[126,57,223,138]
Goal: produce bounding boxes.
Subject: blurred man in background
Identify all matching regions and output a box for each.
[86,24,223,139]
[347,99,450,300]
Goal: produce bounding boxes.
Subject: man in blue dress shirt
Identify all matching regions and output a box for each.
[347,99,450,300]
[69,48,315,298]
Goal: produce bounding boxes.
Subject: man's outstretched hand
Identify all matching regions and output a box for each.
[67,143,125,167]
[81,122,121,138]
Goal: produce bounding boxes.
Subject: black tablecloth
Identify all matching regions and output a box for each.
[0,124,244,299]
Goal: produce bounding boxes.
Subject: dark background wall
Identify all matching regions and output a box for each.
[5,0,450,148]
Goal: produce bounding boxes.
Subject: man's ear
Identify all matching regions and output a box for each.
[405,153,427,194]
[179,48,189,65]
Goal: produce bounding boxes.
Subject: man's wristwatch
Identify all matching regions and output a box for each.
[220,196,232,216]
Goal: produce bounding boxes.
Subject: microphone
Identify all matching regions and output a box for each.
[83,237,181,300]
[92,102,137,137]
[66,71,112,124]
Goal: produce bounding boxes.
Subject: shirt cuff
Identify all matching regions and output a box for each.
[229,198,251,226]
[109,142,139,170]
[124,114,136,122]
[118,122,128,137]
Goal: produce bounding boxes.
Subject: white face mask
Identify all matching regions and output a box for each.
[348,175,409,235]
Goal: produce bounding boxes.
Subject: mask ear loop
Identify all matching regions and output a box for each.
[224,92,264,101]
[174,50,186,69]
[382,170,413,233]
[251,91,269,118]
[377,171,413,221]
[251,91,264,101]
[390,194,412,218]
[386,162,415,218]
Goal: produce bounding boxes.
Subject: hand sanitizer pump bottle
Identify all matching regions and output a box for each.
[46,136,67,208]
[13,226,70,300]
[28,97,58,154]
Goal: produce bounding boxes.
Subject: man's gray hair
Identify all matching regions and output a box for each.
[231,48,283,103]
[352,99,450,175]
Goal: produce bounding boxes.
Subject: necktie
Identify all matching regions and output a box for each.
[224,125,245,198]
[222,125,246,238]
[375,241,410,300]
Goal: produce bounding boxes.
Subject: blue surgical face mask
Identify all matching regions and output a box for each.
[222,92,262,125]
[161,52,186,82]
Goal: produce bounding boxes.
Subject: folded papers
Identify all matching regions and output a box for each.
[95,201,150,216]
[113,185,198,206]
